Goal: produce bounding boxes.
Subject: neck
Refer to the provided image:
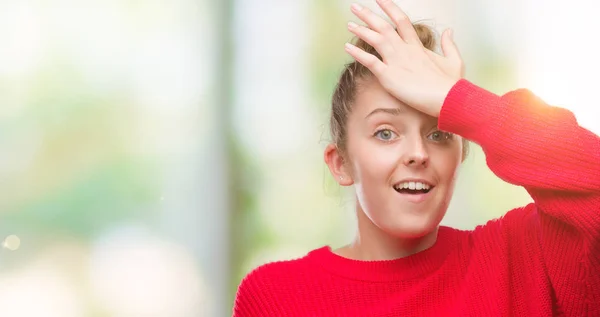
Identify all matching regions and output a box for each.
[338,204,439,261]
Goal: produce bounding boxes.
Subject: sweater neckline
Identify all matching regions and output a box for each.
[307,226,458,282]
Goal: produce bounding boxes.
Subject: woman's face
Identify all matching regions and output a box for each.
[339,79,463,238]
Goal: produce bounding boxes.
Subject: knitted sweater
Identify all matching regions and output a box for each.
[232,80,600,316]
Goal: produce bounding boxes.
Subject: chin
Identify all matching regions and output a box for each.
[382,214,442,239]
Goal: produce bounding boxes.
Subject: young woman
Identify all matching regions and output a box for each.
[233,1,600,316]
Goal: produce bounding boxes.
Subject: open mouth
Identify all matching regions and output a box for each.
[393,181,434,195]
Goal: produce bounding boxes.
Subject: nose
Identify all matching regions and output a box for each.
[402,138,429,168]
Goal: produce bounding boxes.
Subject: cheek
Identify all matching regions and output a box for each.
[349,142,399,183]
[431,146,462,182]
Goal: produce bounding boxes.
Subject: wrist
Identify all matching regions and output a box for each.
[433,78,459,117]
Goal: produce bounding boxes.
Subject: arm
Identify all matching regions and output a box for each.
[439,79,600,313]
[232,263,280,317]
[439,79,600,232]
[232,274,264,317]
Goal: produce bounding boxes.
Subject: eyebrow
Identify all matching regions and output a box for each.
[365,107,406,118]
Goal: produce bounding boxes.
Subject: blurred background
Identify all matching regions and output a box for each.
[0,0,598,316]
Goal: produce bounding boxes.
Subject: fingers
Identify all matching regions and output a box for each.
[347,22,395,58]
[350,3,399,42]
[441,29,465,76]
[344,42,386,76]
[375,0,421,44]
[441,29,461,62]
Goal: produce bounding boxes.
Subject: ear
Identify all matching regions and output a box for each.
[324,143,354,186]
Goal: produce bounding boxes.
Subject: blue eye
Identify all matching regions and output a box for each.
[374,129,397,141]
[428,130,453,142]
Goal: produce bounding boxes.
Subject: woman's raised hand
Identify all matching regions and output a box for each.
[345,0,464,117]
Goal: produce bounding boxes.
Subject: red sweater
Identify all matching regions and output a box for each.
[232,80,600,316]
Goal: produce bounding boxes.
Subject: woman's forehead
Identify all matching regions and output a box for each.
[353,81,435,122]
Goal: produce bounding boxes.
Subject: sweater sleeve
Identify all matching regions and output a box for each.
[232,271,266,317]
[232,263,282,317]
[439,79,600,312]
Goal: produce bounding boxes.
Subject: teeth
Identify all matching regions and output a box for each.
[394,181,431,191]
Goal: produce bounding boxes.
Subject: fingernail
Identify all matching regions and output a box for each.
[351,3,363,11]
[344,43,354,51]
[347,21,358,29]
[448,28,454,39]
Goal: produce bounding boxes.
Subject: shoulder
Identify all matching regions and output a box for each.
[237,257,306,289]
[239,248,321,284]
[473,204,538,235]
[232,247,325,315]
[465,204,540,250]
